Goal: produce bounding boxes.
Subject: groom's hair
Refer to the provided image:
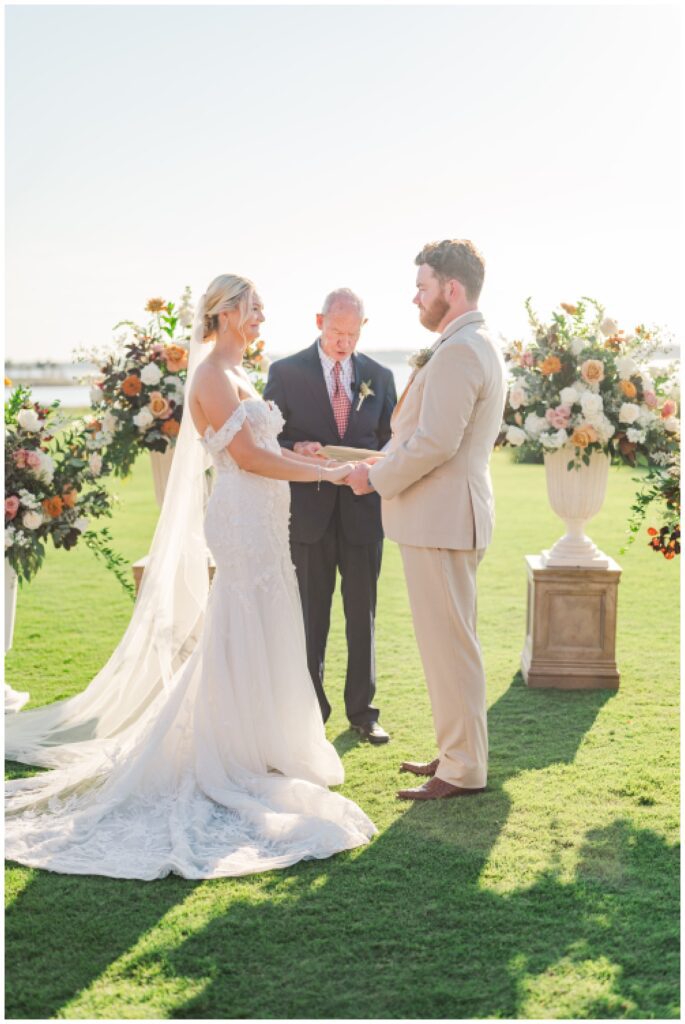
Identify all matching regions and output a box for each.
[415,239,485,301]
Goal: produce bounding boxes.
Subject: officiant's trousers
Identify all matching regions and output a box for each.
[291,502,382,727]
[400,544,488,789]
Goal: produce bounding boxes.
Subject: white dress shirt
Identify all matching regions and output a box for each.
[317,341,355,403]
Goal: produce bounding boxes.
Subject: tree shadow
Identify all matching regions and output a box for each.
[9,676,670,1019]
[6,673,649,1020]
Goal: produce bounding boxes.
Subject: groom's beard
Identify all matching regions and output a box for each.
[418,295,450,332]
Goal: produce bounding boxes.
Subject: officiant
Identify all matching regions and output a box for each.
[264,289,397,743]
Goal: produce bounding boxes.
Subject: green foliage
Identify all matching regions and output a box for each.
[5,453,679,1019]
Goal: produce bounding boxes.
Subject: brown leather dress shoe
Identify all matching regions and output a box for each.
[397,777,486,800]
[399,757,440,777]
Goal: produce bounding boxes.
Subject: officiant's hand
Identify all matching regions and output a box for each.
[346,462,375,495]
[294,441,325,457]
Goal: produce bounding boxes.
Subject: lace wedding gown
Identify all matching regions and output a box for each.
[5,400,376,879]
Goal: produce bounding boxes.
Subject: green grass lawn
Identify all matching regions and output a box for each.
[5,451,679,1019]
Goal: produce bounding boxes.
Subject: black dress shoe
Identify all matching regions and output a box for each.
[351,721,390,745]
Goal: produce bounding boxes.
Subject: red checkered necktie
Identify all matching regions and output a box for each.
[331,361,352,438]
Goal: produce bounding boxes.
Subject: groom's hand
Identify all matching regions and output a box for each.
[346,462,375,495]
[294,441,324,457]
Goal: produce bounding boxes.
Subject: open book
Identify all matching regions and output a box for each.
[318,445,387,463]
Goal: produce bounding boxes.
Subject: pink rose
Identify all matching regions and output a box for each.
[644,390,658,408]
[661,399,678,419]
[521,351,535,367]
[25,450,42,470]
[5,496,20,520]
[151,343,165,356]
[12,449,28,468]
[545,404,572,429]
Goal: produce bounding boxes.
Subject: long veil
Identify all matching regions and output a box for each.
[5,298,214,768]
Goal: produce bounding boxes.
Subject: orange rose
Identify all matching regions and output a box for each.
[149,391,171,419]
[161,419,180,438]
[580,359,605,385]
[571,425,599,449]
[42,496,64,518]
[620,380,637,399]
[163,345,188,372]
[539,355,562,376]
[62,486,78,508]
[122,374,142,397]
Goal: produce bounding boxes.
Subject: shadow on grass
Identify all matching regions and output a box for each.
[6,676,678,1018]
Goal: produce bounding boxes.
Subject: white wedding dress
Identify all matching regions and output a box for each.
[5,399,376,879]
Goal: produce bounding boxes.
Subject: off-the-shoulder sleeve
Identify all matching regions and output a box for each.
[202,403,247,453]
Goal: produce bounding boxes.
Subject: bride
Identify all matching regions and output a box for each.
[5,274,376,880]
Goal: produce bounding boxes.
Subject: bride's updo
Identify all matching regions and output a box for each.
[202,274,256,341]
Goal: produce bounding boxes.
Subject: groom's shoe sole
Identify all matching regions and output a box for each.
[400,758,440,777]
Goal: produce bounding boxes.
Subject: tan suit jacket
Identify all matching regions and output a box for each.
[369,311,506,550]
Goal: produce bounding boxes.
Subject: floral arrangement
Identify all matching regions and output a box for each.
[4,386,133,593]
[81,290,194,477]
[243,339,269,395]
[499,297,680,556]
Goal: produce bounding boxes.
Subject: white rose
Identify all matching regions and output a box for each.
[5,527,15,550]
[35,451,55,484]
[580,392,604,420]
[74,517,90,533]
[22,510,43,530]
[133,406,154,430]
[594,417,616,443]
[505,425,527,447]
[639,371,654,393]
[560,386,580,407]
[17,408,43,432]
[570,336,586,356]
[524,412,547,438]
[541,428,569,450]
[102,412,118,434]
[663,417,680,434]
[600,317,619,337]
[88,453,103,476]
[508,384,528,410]
[140,362,162,387]
[615,356,638,381]
[637,407,658,429]
[619,403,640,425]
[626,428,646,444]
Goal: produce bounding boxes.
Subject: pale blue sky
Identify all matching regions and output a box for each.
[5,4,681,362]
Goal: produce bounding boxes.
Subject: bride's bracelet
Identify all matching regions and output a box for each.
[317,464,323,492]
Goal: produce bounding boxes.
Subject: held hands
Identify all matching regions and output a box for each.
[325,462,355,485]
[345,462,375,495]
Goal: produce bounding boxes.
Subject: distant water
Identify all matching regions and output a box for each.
[5,353,415,408]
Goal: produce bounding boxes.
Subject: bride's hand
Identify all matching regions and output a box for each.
[324,462,355,485]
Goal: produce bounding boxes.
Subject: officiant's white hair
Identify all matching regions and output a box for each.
[321,287,365,319]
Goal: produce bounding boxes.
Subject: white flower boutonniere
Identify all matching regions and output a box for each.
[408,347,434,370]
[356,380,375,412]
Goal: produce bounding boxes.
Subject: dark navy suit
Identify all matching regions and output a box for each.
[264,341,396,725]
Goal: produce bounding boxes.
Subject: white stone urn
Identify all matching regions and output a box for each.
[542,448,611,568]
[149,446,175,509]
[5,561,29,712]
[5,560,18,653]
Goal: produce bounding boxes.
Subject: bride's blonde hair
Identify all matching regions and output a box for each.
[202,274,256,341]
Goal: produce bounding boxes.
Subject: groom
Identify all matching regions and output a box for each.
[347,240,506,799]
[264,288,396,743]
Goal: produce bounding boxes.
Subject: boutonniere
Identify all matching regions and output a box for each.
[356,380,375,412]
[408,347,434,370]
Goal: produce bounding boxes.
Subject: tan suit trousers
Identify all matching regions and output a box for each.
[400,545,488,789]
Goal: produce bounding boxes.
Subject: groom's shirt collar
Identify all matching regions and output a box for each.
[317,339,356,403]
